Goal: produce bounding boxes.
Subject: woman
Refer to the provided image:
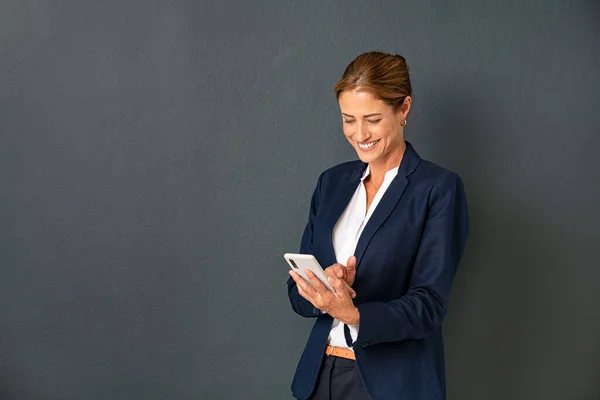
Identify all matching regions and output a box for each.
[287,52,469,400]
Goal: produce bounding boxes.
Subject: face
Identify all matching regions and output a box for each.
[338,90,411,168]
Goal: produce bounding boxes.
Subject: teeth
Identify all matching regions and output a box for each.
[358,140,379,149]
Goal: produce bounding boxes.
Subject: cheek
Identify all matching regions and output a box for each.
[342,126,353,138]
[380,125,398,141]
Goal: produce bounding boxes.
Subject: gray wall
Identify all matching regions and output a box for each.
[1,1,599,399]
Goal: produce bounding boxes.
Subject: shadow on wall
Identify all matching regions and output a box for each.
[427,88,598,399]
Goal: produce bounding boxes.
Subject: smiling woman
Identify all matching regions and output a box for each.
[336,54,411,178]
[287,52,470,400]
[338,90,409,209]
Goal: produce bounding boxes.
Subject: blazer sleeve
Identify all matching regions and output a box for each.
[355,172,469,347]
[287,172,325,318]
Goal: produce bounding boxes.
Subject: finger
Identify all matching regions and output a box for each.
[346,256,357,271]
[328,276,344,298]
[306,271,335,306]
[323,268,337,280]
[349,287,356,299]
[332,264,345,278]
[330,276,356,300]
[299,287,322,310]
[305,269,329,294]
[297,279,328,310]
[325,264,345,279]
[297,284,314,302]
[288,270,304,286]
[289,271,318,299]
[344,256,357,287]
[293,275,319,302]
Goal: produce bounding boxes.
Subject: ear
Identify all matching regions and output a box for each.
[393,96,411,124]
[399,96,411,120]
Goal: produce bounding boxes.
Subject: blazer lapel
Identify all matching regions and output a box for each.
[353,175,408,266]
[354,142,422,267]
[321,164,366,264]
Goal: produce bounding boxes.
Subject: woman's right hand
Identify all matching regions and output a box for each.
[324,256,357,288]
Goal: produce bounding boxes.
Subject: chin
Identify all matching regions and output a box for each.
[354,151,377,164]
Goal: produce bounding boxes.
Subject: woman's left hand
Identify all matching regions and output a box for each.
[289,269,360,325]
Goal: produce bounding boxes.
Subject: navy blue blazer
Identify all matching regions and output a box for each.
[287,142,469,400]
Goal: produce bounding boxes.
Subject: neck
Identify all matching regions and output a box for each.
[368,142,406,183]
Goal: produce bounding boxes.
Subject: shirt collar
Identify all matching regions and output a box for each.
[360,165,400,182]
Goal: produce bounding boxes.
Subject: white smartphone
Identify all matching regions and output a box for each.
[284,253,334,292]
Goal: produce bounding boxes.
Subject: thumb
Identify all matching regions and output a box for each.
[346,256,357,271]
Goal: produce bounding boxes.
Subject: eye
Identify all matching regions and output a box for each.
[367,119,381,124]
[343,119,355,125]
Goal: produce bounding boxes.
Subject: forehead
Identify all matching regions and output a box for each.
[338,90,390,114]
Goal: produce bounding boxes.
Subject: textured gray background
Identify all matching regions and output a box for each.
[1,1,599,399]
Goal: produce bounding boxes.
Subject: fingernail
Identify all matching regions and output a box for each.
[327,277,334,284]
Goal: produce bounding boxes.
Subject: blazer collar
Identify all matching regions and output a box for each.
[397,141,421,177]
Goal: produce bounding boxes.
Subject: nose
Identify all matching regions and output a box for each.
[354,121,369,141]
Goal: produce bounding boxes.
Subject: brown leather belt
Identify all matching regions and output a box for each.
[325,345,356,360]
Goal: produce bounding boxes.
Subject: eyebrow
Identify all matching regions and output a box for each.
[341,113,383,118]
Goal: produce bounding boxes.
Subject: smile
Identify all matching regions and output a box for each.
[358,140,380,150]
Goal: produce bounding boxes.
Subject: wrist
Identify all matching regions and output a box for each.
[345,306,360,325]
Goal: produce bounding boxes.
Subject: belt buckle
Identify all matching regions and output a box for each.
[327,346,335,356]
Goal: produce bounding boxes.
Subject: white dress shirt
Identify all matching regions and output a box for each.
[328,165,400,350]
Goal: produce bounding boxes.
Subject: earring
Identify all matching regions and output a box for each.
[400,118,407,127]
